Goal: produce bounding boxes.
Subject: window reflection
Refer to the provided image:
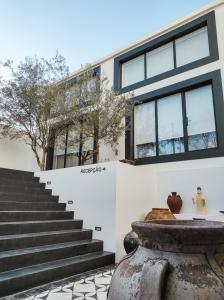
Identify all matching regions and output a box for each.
[134,102,156,158]
[53,126,94,169]
[122,55,144,88]
[158,93,184,156]
[186,85,217,151]
[133,84,218,161]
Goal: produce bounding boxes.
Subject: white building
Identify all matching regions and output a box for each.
[1,0,224,260]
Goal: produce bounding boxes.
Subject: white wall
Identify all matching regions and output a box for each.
[153,158,224,219]
[35,161,156,262]
[0,136,39,172]
[35,158,224,263]
[35,161,117,254]
[115,163,156,260]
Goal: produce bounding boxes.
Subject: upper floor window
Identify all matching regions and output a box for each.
[115,12,218,93]
[146,42,174,78]
[175,27,209,67]
[121,26,210,89]
[122,55,144,88]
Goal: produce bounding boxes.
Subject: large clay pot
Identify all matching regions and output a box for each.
[108,220,224,300]
[145,208,175,220]
[124,231,139,254]
[167,192,182,213]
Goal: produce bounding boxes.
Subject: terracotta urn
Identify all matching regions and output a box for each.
[145,208,175,221]
[167,192,182,214]
[108,220,224,300]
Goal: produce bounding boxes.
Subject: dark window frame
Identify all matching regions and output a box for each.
[50,124,97,170]
[114,11,219,93]
[125,70,224,165]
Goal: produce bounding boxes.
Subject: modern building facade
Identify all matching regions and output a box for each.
[1,0,224,261]
[43,0,224,171]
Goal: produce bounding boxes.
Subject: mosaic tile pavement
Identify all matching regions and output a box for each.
[1,265,115,300]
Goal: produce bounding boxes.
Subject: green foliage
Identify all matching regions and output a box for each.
[60,69,133,163]
[0,53,70,170]
[0,55,133,169]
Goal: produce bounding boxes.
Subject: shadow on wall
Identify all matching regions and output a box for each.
[0,136,39,172]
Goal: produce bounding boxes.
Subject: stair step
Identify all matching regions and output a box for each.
[0,219,83,235]
[0,168,34,176]
[0,201,66,211]
[0,186,52,194]
[0,229,92,251]
[0,193,59,202]
[0,220,83,236]
[0,251,115,297]
[0,211,74,222]
[0,239,103,272]
[0,168,114,298]
[0,173,40,182]
[0,181,45,189]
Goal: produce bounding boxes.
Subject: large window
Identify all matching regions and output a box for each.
[115,12,218,93]
[146,42,174,78]
[185,85,217,151]
[134,102,156,158]
[52,126,95,169]
[134,84,218,160]
[65,127,80,168]
[121,26,209,89]
[53,131,67,169]
[158,94,184,155]
[176,27,209,67]
[122,55,144,87]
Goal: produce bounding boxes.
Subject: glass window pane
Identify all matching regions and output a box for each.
[82,137,94,152]
[146,42,174,78]
[134,102,156,158]
[158,93,184,155]
[65,154,79,168]
[176,27,209,67]
[53,131,66,169]
[81,136,94,165]
[122,55,144,88]
[185,85,217,151]
[66,126,80,167]
[67,127,80,154]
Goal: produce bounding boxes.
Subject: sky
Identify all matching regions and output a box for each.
[0,0,213,75]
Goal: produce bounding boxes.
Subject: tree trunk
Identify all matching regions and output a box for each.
[95,138,99,162]
[39,150,47,171]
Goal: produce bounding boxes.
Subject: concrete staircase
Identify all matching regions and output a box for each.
[0,168,114,297]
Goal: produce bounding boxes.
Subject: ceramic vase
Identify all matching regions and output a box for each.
[167,192,182,214]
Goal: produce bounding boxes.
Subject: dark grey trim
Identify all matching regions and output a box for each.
[125,70,224,165]
[114,11,219,93]
[45,129,56,171]
[181,92,188,152]
[64,126,69,168]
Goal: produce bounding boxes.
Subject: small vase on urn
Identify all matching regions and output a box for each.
[167,192,182,214]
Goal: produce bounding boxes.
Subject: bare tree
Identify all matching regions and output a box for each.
[0,53,70,170]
